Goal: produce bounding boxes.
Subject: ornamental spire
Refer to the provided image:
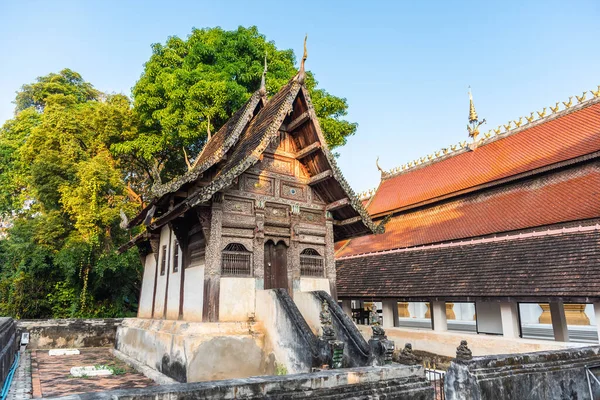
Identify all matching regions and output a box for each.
[259,51,267,97]
[297,34,308,85]
[467,86,486,142]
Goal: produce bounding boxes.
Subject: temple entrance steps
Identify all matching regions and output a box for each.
[255,289,377,373]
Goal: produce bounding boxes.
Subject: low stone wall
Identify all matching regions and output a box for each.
[17,318,122,349]
[115,318,273,383]
[445,346,600,400]
[49,365,434,400]
[0,318,17,385]
[357,325,585,358]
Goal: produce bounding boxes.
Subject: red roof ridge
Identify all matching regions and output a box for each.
[381,91,600,181]
[337,221,600,260]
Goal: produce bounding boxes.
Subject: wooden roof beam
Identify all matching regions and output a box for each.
[334,216,361,226]
[308,170,333,185]
[326,197,349,211]
[294,142,321,159]
[283,111,310,132]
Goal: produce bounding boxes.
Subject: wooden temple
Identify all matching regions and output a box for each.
[120,45,378,323]
[336,88,600,342]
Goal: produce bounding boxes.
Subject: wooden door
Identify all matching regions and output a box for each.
[264,240,288,290]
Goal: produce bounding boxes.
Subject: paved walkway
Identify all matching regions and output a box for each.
[7,350,33,399]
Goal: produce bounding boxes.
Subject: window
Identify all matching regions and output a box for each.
[221,243,252,276]
[173,240,179,273]
[160,245,167,276]
[300,248,324,277]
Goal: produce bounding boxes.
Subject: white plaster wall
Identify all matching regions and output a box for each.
[166,241,183,320]
[407,302,428,319]
[183,265,205,322]
[476,301,503,335]
[298,277,330,294]
[138,254,157,318]
[519,303,544,324]
[153,225,172,318]
[219,277,256,322]
[293,292,321,335]
[452,303,475,321]
[356,325,585,358]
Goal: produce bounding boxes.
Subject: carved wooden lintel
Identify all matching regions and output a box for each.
[326,197,349,211]
[333,216,361,226]
[294,142,321,159]
[283,111,310,132]
[308,170,333,185]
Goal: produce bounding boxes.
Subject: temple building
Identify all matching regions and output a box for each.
[120,46,377,324]
[336,88,600,343]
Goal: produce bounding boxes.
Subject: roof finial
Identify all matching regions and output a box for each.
[466,86,486,142]
[259,51,267,97]
[297,34,308,85]
[376,156,384,176]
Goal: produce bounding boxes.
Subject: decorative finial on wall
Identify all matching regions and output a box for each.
[562,97,573,108]
[537,107,547,118]
[525,112,535,123]
[467,87,486,142]
[513,117,523,128]
[550,103,560,114]
[259,51,268,97]
[576,91,587,103]
[297,34,308,85]
[592,86,600,98]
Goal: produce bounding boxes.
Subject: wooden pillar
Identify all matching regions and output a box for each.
[382,299,399,328]
[550,301,569,342]
[203,193,223,322]
[500,302,520,338]
[324,211,337,300]
[253,199,266,290]
[341,299,352,317]
[431,301,448,332]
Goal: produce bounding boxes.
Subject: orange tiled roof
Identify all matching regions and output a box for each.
[337,164,600,258]
[367,100,600,216]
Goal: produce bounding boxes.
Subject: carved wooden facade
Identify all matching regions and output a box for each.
[121,70,377,323]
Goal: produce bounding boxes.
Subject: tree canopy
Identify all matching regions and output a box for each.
[114,26,357,184]
[0,69,142,318]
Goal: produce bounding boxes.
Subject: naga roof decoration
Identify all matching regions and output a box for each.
[368,89,600,217]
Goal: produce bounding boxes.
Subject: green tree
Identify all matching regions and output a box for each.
[0,71,142,318]
[114,26,357,183]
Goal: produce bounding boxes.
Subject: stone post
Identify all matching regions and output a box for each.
[431,301,448,332]
[550,301,569,342]
[499,302,520,338]
[382,299,399,328]
[203,193,223,322]
[341,299,352,318]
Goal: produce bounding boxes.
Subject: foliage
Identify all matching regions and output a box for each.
[0,71,142,319]
[115,26,357,183]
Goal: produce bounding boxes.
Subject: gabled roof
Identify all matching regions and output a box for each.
[151,91,265,199]
[337,226,600,302]
[368,97,600,217]
[337,162,600,257]
[138,74,378,241]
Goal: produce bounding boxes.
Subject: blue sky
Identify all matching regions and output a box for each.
[1,0,598,192]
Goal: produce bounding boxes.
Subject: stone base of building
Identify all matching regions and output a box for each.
[115,318,275,383]
[53,364,434,400]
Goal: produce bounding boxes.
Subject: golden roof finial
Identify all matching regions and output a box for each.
[259,51,268,97]
[467,87,486,142]
[376,156,384,175]
[297,34,308,85]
